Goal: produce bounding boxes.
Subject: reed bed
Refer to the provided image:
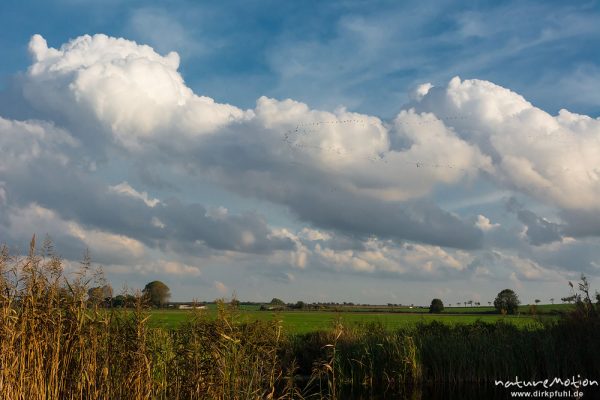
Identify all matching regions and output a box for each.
[1,238,599,399]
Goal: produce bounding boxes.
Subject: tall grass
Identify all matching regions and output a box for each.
[1,238,599,399]
[0,238,295,399]
[293,321,420,398]
[0,237,156,399]
[153,303,291,399]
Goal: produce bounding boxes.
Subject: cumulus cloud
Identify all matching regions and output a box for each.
[299,228,332,242]
[516,209,563,246]
[310,237,474,279]
[156,260,201,276]
[411,77,600,213]
[189,100,488,248]
[109,182,160,207]
[0,114,294,259]
[467,250,566,283]
[0,116,78,171]
[3,203,145,265]
[0,184,7,206]
[3,33,600,290]
[213,280,228,295]
[15,34,490,249]
[24,34,249,151]
[528,237,600,275]
[475,215,500,231]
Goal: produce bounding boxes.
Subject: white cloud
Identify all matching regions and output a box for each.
[151,217,165,229]
[111,259,202,277]
[410,83,433,101]
[475,215,500,231]
[158,260,201,276]
[109,181,160,207]
[0,116,77,172]
[313,238,473,278]
[413,76,600,212]
[205,206,228,219]
[11,35,491,250]
[0,183,7,206]
[67,222,146,258]
[3,33,600,299]
[5,203,146,263]
[213,280,228,295]
[269,228,309,269]
[16,35,599,244]
[470,250,567,283]
[20,35,491,204]
[500,251,565,282]
[299,227,331,241]
[24,34,249,151]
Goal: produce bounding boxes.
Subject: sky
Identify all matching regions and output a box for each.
[1,0,600,305]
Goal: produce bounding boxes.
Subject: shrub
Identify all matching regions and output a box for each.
[429,298,444,313]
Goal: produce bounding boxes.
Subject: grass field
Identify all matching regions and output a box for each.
[148,308,548,333]
[428,303,571,314]
[285,303,573,315]
[174,302,573,313]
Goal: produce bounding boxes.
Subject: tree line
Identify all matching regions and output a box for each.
[87,280,171,308]
[429,288,521,314]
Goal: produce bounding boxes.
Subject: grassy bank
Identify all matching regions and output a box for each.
[1,241,598,399]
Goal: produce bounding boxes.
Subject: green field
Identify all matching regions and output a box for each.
[430,303,571,314]
[148,302,570,333]
[283,303,573,315]
[149,309,548,333]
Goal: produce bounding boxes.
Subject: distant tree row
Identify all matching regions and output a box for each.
[259,298,312,311]
[86,281,171,308]
[90,281,537,316]
[430,289,521,315]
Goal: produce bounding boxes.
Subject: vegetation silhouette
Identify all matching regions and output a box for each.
[1,238,599,399]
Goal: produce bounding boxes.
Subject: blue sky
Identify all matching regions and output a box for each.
[1,0,600,304]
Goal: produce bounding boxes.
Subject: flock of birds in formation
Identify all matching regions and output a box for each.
[280,114,583,173]
[281,115,473,170]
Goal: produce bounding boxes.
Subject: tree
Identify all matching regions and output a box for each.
[111,294,136,308]
[534,299,540,304]
[270,298,285,306]
[494,289,520,315]
[429,298,444,313]
[87,285,113,306]
[113,294,126,308]
[561,295,576,304]
[550,298,555,305]
[143,281,171,308]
